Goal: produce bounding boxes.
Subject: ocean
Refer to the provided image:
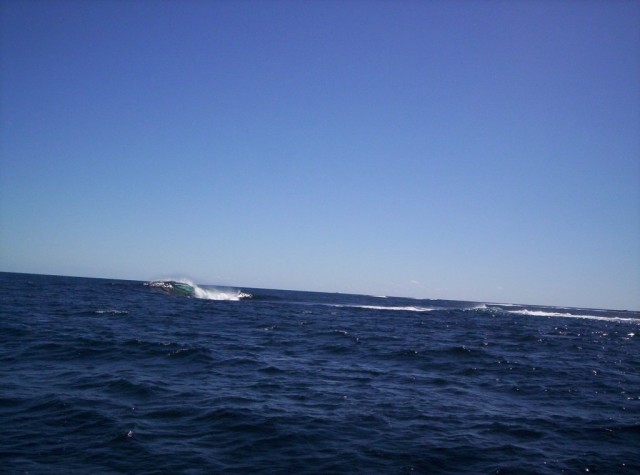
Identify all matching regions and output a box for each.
[1,272,638,474]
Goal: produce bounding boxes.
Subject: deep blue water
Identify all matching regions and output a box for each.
[1,272,639,474]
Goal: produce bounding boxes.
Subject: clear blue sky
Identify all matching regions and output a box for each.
[1,0,639,310]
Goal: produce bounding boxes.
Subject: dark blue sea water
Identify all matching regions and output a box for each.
[1,272,639,474]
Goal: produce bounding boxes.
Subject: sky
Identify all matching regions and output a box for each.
[1,0,639,310]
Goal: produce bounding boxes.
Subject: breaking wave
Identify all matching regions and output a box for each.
[505,309,639,324]
[339,304,437,312]
[147,279,251,301]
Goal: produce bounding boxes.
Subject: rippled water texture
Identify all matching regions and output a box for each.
[1,273,639,473]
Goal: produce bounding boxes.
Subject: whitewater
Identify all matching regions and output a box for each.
[1,272,638,474]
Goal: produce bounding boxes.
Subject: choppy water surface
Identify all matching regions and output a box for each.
[1,273,638,473]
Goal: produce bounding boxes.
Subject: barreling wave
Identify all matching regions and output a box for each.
[146,279,251,301]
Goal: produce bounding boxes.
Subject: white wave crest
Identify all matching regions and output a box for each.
[508,309,639,323]
[336,304,436,312]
